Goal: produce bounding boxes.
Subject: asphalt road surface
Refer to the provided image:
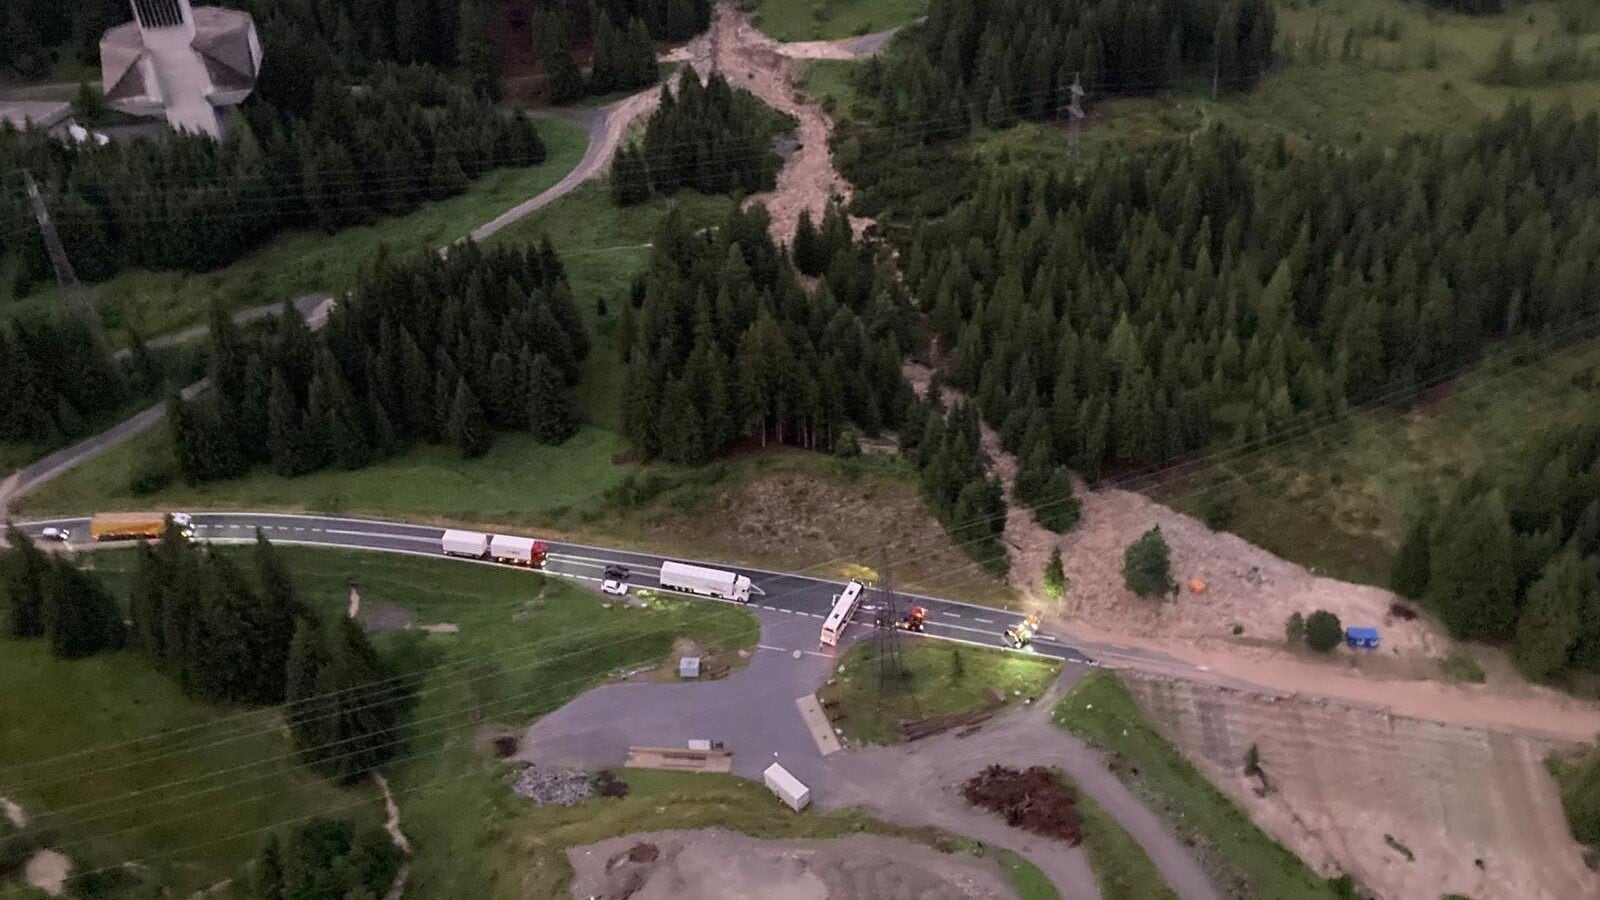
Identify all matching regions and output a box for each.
[15,512,1091,664]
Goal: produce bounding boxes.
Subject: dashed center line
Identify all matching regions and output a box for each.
[974,617,994,623]
[942,612,961,618]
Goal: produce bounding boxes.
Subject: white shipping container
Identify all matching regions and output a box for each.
[441,529,490,558]
[659,560,752,603]
[490,534,538,565]
[763,763,810,811]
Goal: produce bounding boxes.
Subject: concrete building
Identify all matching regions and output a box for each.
[99,0,262,140]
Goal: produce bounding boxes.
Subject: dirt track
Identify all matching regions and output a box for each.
[1126,673,1599,899]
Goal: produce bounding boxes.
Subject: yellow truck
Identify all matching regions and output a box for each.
[89,512,194,542]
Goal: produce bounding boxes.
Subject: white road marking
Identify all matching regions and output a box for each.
[927,621,1008,638]
[322,529,436,544]
[942,612,961,618]
[974,617,994,623]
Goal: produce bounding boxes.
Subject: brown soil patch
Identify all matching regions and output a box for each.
[627,461,1016,604]
[1126,672,1600,900]
[568,828,1019,900]
[961,765,1083,845]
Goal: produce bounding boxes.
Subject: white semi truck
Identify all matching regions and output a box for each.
[489,534,547,567]
[440,529,490,559]
[659,560,752,603]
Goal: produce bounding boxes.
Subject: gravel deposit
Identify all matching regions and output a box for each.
[511,764,593,805]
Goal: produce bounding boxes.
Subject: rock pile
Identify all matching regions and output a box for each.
[511,764,593,805]
[961,765,1083,844]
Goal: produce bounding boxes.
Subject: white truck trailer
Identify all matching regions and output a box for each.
[659,560,752,603]
[441,529,490,559]
[489,534,547,567]
[763,762,810,811]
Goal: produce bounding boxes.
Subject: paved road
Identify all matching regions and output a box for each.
[13,512,1089,664]
[114,293,331,360]
[468,88,663,244]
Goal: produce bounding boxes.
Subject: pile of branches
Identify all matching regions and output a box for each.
[961,765,1083,844]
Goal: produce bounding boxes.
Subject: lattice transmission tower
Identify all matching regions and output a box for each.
[21,170,104,332]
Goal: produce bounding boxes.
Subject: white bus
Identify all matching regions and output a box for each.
[819,579,866,647]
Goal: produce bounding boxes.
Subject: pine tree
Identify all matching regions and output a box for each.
[546,49,585,104]
[1391,507,1433,599]
[447,377,491,459]
[1042,547,1067,600]
[526,353,577,445]
[253,532,305,702]
[457,0,499,99]
[1123,526,1176,598]
[1427,491,1519,640]
[40,559,125,659]
[1515,550,1597,680]
[611,144,651,205]
[793,208,824,276]
[1,525,50,638]
[255,833,286,900]
[286,618,333,769]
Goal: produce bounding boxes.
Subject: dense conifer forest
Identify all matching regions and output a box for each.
[617,202,913,463]
[0,314,136,447]
[1,0,547,297]
[167,240,585,482]
[898,103,1600,527]
[1393,405,1600,680]
[860,0,1275,134]
[611,72,794,205]
[0,66,544,295]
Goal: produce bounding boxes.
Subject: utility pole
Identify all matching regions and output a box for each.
[22,170,104,332]
[871,552,918,719]
[1067,72,1086,163]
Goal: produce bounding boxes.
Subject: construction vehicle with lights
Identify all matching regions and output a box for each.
[896,605,927,632]
[1003,612,1042,649]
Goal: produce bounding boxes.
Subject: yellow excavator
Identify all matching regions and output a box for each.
[1003,612,1042,649]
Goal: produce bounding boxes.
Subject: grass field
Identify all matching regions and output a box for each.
[8,544,760,897]
[484,184,734,429]
[1148,334,1600,588]
[1,117,590,341]
[15,425,637,527]
[1052,672,1337,899]
[993,849,1060,900]
[752,0,925,42]
[819,639,1060,745]
[1071,783,1178,900]
[0,635,363,896]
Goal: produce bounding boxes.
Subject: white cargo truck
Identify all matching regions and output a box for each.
[659,560,752,603]
[441,529,490,559]
[489,534,547,567]
[763,762,810,811]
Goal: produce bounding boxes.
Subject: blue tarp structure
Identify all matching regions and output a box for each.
[1345,626,1380,649]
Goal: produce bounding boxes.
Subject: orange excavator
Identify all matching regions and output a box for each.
[897,605,928,632]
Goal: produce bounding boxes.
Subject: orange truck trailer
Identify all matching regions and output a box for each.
[89,512,194,542]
